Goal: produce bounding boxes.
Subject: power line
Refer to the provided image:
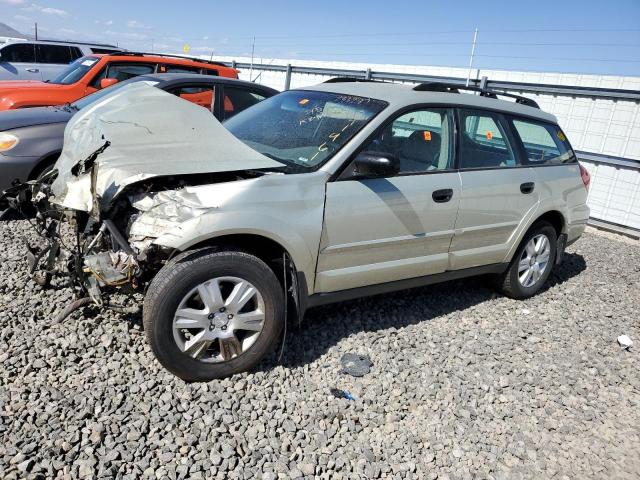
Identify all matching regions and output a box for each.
[250,41,640,48]
[221,50,640,63]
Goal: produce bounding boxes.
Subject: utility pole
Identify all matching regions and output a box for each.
[249,36,255,80]
[34,22,38,41]
[466,28,478,87]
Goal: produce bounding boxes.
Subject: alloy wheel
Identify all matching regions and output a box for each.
[518,234,552,288]
[172,276,265,363]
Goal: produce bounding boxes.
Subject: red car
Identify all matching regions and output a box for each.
[0,52,238,110]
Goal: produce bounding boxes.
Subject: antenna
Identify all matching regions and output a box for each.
[466,28,478,87]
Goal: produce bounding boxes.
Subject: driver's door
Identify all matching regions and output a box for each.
[315,107,461,293]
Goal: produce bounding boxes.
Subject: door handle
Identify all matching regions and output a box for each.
[520,182,535,194]
[25,68,39,73]
[432,188,453,203]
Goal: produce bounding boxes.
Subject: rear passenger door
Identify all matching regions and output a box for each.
[449,108,539,270]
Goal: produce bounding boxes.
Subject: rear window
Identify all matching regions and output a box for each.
[511,119,576,165]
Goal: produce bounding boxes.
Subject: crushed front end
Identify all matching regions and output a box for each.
[0,82,284,317]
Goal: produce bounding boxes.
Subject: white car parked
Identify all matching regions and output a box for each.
[0,40,123,81]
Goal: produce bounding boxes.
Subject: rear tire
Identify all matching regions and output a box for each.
[143,248,284,381]
[498,221,557,299]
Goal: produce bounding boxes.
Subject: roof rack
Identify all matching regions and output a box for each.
[23,38,121,48]
[413,82,539,109]
[324,77,380,83]
[107,51,229,68]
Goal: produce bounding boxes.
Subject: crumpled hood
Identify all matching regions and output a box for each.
[50,82,283,212]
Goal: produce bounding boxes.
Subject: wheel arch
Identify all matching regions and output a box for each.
[185,233,297,282]
[504,209,566,263]
[27,150,61,180]
[180,232,309,322]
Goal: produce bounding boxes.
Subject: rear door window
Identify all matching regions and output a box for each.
[35,44,75,64]
[222,87,267,120]
[458,109,518,169]
[0,43,36,63]
[511,119,576,164]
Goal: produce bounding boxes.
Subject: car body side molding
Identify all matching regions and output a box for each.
[306,262,508,308]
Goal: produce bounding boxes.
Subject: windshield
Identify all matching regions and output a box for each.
[70,78,159,110]
[50,56,100,85]
[224,90,387,171]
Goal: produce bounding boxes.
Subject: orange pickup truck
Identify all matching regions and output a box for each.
[0,52,238,110]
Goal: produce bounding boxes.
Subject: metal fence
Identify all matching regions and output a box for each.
[225,60,640,236]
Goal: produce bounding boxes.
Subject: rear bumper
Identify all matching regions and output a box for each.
[566,204,590,245]
[0,154,40,192]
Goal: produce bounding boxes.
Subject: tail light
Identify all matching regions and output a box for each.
[579,162,591,190]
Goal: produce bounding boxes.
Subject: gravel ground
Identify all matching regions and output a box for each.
[0,220,638,480]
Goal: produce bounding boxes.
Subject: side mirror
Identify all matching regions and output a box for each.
[350,151,400,179]
[99,78,118,89]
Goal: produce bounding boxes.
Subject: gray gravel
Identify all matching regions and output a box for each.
[1,220,639,479]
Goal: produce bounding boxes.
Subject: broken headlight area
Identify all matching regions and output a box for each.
[3,175,170,314]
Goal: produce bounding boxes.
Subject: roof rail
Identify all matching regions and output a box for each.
[413,82,539,109]
[324,77,380,83]
[107,51,229,68]
[32,38,121,48]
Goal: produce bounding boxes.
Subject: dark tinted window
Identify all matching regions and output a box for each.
[35,44,74,64]
[223,87,267,120]
[511,119,577,165]
[91,62,156,87]
[90,48,120,54]
[161,65,201,74]
[0,43,36,62]
[458,109,518,169]
[363,108,454,173]
[203,68,219,76]
[69,47,83,60]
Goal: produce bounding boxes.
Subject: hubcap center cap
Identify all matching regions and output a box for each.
[208,311,232,330]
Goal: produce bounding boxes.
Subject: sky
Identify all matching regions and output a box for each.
[1,0,640,76]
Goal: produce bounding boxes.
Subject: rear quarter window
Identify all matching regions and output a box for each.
[511,118,576,165]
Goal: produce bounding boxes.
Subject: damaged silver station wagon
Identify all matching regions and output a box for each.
[3,79,590,381]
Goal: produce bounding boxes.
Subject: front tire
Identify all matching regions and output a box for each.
[498,221,557,299]
[143,249,284,381]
